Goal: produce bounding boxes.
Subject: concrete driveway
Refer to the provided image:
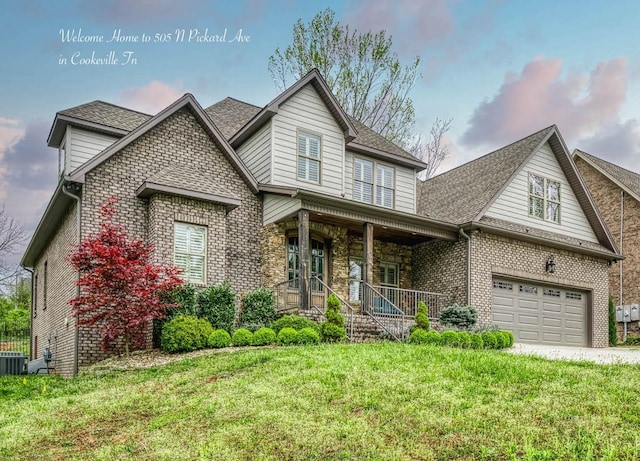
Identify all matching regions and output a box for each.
[507,343,640,365]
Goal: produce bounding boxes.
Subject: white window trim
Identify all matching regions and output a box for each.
[58,136,67,177]
[297,129,322,184]
[353,157,396,209]
[353,158,374,204]
[174,222,207,285]
[528,173,561,224]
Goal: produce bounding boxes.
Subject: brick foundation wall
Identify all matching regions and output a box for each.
[31,202,79,377]
[470,231,610,347]
[575,157,640,336]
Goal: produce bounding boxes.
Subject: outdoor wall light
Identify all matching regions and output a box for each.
[545,256,556,274]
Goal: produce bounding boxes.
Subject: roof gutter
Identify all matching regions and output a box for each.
[462,221,623,261]
[61,184,81,377]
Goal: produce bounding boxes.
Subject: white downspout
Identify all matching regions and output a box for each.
[61,184,81,376]
[24,267,34,360]
[459,228,471,306]
[620,190,626,342]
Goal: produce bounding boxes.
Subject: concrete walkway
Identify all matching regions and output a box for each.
[507,343,640,365]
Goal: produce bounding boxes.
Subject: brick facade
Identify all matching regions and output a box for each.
[34,107,263,374]
[575,157,640,336]
[412,238,468,305]
[31,202,79,377]
[470,231,610,347]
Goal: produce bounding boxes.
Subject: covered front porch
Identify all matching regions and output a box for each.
[261,191,459,339]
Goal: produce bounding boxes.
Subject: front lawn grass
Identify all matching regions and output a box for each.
[1,343,639,460]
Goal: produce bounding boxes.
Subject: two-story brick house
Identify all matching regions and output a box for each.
[574,150,640,337]
[22,69,620,376]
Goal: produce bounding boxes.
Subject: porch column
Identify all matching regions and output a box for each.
[299,209,310,311]
[363,222,374,311]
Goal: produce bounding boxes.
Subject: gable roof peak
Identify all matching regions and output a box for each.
[573,148,640,201]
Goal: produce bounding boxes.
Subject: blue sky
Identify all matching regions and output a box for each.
[2,0,640,266]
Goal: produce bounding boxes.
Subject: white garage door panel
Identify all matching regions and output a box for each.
[492,278,587,346]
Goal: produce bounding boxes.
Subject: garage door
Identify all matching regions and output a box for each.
[492,279,587,346]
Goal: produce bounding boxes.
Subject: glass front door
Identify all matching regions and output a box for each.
[287,236,326,291]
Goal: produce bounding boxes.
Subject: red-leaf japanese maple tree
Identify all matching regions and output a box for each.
[68,197,183,356]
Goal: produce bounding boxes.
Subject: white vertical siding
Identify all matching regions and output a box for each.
[67,126,118,172]
[263,194,302,225]
[344,151,416,213]
[271,85,345,196]
[236,122,271,183]
[486,142,598,243]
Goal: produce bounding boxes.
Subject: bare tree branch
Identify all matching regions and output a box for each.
[412,117,453,180]
[0,206,26,281]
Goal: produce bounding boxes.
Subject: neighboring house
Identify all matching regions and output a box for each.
[22,69,620,376]
[574,150,640,337]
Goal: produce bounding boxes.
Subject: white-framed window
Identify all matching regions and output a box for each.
[354,158,373,203]
[376,164,395,208]
[353,158,395,208]
[297,131,321,183]
[174,222,206,284]
[529,173,560,223]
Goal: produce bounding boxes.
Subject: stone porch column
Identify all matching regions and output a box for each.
[299,209,310,311]
[363,222,374,313]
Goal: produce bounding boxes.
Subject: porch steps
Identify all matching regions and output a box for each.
[298,310,389,342]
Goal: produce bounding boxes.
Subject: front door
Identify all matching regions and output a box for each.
[287,236,327,288]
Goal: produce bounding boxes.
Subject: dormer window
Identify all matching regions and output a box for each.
[297,131,321,183]
[529,173,560,223]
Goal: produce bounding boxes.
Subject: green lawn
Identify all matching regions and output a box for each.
[1,343,639,460]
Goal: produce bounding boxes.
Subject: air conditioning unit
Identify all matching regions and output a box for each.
[0,351,26,376]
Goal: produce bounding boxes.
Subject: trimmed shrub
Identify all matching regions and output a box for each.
[321,293,347,342]
[208,329,231,348]
[440,330,460,347]
[424,330,441,345]
[240,288,277,330]
[270,315,320,334]
[321,323,347,342]
[197,281,236,332]
[457,331,471,348]
[161,315,210,353]
[469,333,484,349]
[609,295,618,346]
[415,301,430,330]
[297,327,321,345]
[408,328,430,344]
[495,331,508,349]
[503,331,515,348]
[439,304,478,330]
[253,327,277,346]
[154,283,198,347]
[231,328,254,346]
[325,294,345,327]
[482,332,498,349]
[277,327,299,346]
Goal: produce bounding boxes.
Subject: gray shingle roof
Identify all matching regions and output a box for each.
[574,149,640,198]
[348,117,418,162]
[204,97,261,139]
[142,164,240,201]
[59,101,151,132]
[418,126,555,224]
